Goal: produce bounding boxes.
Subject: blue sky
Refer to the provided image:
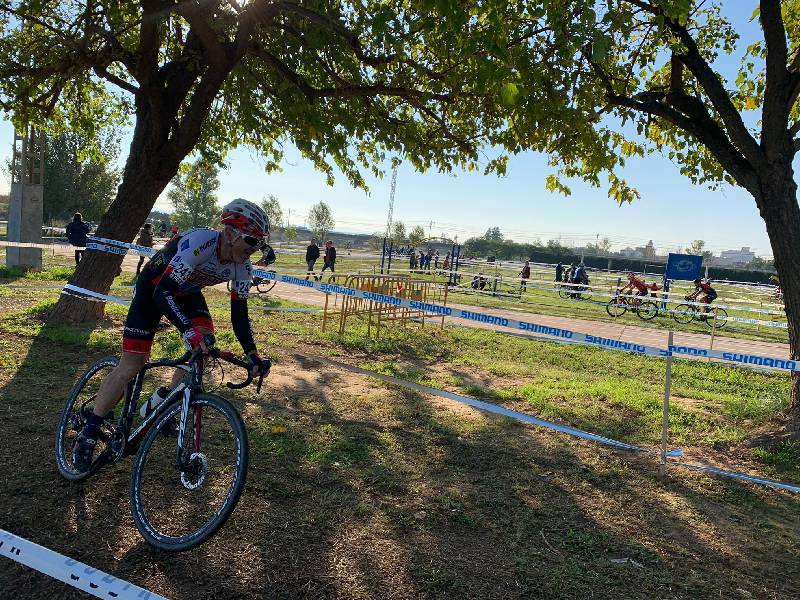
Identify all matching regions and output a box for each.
[0,3,774,257]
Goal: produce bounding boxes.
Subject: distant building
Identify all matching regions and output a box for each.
[620,247,644,258]
[717,247,755,266]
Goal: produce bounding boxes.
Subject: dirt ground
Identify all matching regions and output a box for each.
[0,286,799,599]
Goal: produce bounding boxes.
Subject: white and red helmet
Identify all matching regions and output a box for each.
[221,198,270,238]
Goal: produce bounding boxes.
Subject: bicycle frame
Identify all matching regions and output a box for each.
[101,353,197,465]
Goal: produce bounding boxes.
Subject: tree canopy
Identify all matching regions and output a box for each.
[261,195,283,235]
[167,159,221,230]
[307,201,334,240]
[41,131,120,223]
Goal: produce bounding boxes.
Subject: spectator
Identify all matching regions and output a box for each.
[135,222,154,275]
[409,247,417,270]
[158,221,168,236]
[555,261,564,282]
[65,212,90,265]
[320,240,336,278]
[418,250,425,273]
[305,238,320,280]
[434,250,440,269]
[519,260,531,292]
[169,224,179,239]
[443,252,450,270]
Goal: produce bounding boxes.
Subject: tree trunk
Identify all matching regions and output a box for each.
[49,112,176,323]
[758,172,800,436]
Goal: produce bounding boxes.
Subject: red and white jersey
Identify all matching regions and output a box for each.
[143,228,252,299]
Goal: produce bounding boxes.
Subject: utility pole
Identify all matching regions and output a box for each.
[385,166,398,239]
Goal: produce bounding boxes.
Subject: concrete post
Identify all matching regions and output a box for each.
[6,127,44,270]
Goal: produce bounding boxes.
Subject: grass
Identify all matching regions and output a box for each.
[0,283,798,599]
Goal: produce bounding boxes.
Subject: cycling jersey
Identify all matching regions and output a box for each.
[124,228,256,355]
[628,276,648,291]
[144,228,252,299]
[697,282,717,301]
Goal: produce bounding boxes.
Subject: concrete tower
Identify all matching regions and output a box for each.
[6,126,44,270]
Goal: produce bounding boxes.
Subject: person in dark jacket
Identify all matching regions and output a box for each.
[65,212,91,264]
[305,238,320,280]
[555,261,564,282]
[320,240,336,278]
[135,222,154,275]
[519,261,531,292]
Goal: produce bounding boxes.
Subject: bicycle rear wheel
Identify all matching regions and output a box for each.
[558,287,571,299]
[635,300,659,321]
[55,356,119,481]
[672,303,696,324]
[606,298,627,317]
[130,393,248,551]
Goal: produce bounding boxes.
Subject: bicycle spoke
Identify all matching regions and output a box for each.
[55,357,119,481]
[131,395,247,550]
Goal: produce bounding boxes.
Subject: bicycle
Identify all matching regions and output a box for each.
[251,271,277,294]
[55,338,264,551]
[606,292,658,320]
[672,298,728,329]
[251,244,277,294]
[558,283,593,301]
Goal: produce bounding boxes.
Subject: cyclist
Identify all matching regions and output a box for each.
[687,278,717,315]
[72,199,273,473]
[571,263,589,297]
[620,272,649,301]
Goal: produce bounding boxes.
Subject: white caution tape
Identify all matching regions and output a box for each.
[300,353,799,493]
[297,352,678,455]
[44,281,800,493]
[0,529,168,599]
[670,462,800,493]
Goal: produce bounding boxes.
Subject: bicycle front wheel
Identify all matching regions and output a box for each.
[672,303,696,324]
[635,300,659,321]
[558,287,571,299]
[256,279,277,294]
[705,307,728,329]
[606,298,627,317]
[130,393,249,551]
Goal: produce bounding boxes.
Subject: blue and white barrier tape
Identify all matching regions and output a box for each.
[85,236,789,322]
[67,234,800,372]
[0,529,167,599]
[50,281,800,493]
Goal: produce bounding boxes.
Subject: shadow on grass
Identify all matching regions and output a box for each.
[1,313,798,599]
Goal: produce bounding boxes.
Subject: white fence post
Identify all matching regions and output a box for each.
[660,331,674,476]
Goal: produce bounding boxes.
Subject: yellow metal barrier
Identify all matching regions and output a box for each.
[322,273,448,338]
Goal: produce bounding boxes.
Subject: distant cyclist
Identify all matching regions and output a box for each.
[72,199,273,473]
[621,272,649,299]
[687,278,717,314]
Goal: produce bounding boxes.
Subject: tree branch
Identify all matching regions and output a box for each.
[586,49,759,195]
[176,1,228,71]
[94,65,139,94]
[620,0,764,169]
[277,1,396,67]
[759,0,793,152]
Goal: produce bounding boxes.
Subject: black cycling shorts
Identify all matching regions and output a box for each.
[122,277,214,354]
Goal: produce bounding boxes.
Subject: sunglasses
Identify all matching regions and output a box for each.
[234,231,266,250]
